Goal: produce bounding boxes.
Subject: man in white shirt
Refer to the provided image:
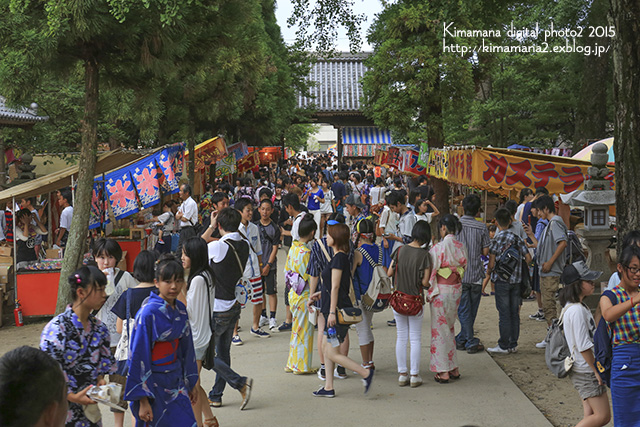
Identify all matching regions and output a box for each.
[175,184,199,253]
[55,188,73,249]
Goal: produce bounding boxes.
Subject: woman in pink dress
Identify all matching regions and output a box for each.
[428,214,467,383]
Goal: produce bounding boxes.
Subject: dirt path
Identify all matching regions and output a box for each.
[474,294,613,427]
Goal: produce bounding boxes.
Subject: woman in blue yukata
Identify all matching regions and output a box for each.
[40,265,116,427]
[125,255,199,426]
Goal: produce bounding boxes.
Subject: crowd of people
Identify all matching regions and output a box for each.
[1,152,639,427]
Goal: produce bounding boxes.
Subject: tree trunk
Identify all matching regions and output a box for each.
[611,0,640,244]
[0,137,5,187]
[574,0,609,149]
[426,75,450,218]
[56,58,100,314]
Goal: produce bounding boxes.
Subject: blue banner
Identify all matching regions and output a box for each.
[130,157,161,208]
[105,169,139,220]
[89,177,109,230]
[158,143,185,194]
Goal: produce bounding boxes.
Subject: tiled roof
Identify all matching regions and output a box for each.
[0,96,48,127]
[298,53,370,113]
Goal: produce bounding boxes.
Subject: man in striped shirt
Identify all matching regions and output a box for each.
[455,194,490,354]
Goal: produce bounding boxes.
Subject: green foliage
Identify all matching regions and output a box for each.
[284,123,319,152]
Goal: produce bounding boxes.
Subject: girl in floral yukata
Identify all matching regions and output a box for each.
[125,255,199,426]
[428,214,467,384]
[40,265,116,427]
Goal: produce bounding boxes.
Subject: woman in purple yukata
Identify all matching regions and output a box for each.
[40,266,116,427]
[125,255,199,426]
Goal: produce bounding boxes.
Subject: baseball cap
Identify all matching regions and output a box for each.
[560,261,602,285]
[345,194,365,209]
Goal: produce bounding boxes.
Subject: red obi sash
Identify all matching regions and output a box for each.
[151,339,179,366]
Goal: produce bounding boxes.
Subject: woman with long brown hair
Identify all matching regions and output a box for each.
[309,222,374,398]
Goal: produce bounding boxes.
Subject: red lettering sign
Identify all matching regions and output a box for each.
[532,163,559,188]
[559,166,584,192]
[482,154,508,184]
[505,160,532,187]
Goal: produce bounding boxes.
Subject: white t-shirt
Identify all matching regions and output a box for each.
[157,212,175,232]
[370,186,385,206]
[59,206,73,230]
[178,197,198,229]
[239,222,262,279]
[320,190,334,213]
[415,212,434,224]
[562,302,597,373]
[291,211,306,242]
[379,205,398,235]
[187,272,215,350]
[606,273,621,291]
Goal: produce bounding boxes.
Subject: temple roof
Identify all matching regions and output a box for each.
[298,52,371,114]
[0,96,49,128]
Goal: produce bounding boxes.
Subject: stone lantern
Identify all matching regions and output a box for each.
[561,142,615,299]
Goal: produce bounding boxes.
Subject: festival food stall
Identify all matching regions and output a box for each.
[0,150,143,316]
[0,144,186,317]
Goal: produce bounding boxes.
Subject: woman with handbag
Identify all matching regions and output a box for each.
[387,220,432,388]
[308,222,374,398]
[428,215,467,384]
[284,214,317,374]
[182,237,219,427]
[351,218,381,370]
[111,250,158,426]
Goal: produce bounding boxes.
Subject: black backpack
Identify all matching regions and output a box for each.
[495,243,522,282]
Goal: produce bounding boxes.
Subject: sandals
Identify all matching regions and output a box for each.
[449,369,461,380]
[204,417,219,427]
[434,373,450,384]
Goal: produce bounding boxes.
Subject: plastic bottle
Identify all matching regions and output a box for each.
[327,327,339,347]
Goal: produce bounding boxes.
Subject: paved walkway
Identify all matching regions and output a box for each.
[96,248,553,427]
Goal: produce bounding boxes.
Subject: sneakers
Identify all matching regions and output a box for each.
[208,398,222,408]
[410,375,423,388]
[278,322,292,332]
[398,374,409,387]
[387,319,396,327]
[250,328,271,338]
[529,310,545,321]
[535,339,547,349]
[362,369,375,394]
[456,342,467,351]
[467,344,485,354]
[158,239,165,244]
[487,346,509,354]
[259,315,269,327]
[318,365,326,380]
[269,318,278,331]
[334,365,347,379]
[231,335,243,346]
[312,387,335,398]
[239,378,253,410]
[508,347,518,353]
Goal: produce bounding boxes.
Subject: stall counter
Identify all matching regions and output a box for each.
[16,270,61,317]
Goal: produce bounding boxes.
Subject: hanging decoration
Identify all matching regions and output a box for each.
[186,136,227,172]
[227,142,249,162]
[130,157,161,208]
[418,141,429,168]
[215,153,236,178]
[105,169,139,220]
[237,151,259,173]
[89,177,108,230]
[157,143,185,194]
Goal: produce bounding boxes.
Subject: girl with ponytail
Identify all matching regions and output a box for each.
[40,266,116,427]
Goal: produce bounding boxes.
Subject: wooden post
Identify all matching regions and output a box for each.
[48,192,53,246]
[337,126,343,165]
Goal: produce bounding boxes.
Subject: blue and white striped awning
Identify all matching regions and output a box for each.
[342,127,392,145]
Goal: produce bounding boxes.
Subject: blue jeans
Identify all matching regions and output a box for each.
[208,303,247,402]
[455,283,482,349]
[494,280,521,350]
[611,343,640,426]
